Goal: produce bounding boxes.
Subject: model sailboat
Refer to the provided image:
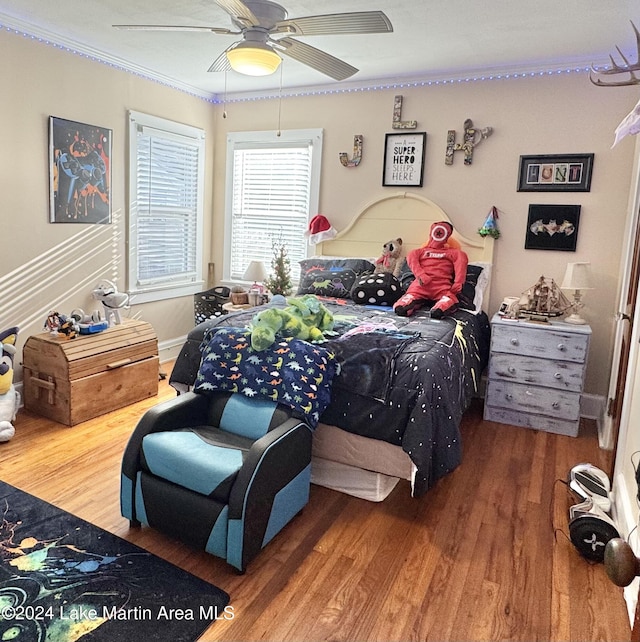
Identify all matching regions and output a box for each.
[519,276,572,321]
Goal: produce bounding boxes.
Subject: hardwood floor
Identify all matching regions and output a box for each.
[1,364,631,641]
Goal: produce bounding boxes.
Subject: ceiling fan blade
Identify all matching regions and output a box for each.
[274,37,358,81]
[114,24,236,35]
[207,47,234,73]
[274,11,392,36]
[214,0,260,27]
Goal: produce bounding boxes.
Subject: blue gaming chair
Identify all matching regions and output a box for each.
[120,390,312,572]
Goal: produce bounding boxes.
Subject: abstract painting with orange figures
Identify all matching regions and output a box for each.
[49,116,112,224]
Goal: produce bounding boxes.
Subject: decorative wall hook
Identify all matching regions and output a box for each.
[392,95,417,129]
[445,118,493,165]
[339,134,363,167]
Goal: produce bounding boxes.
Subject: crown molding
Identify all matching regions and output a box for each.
[0,11,217,102]
[1,10,610,106]
[219,57,607,103]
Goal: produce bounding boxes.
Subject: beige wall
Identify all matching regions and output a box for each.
[0,31,215,372]
[1,28,639,400]
[214,76,638,397]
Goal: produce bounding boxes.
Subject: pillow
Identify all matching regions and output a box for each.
[194,327,337,428]
[460,262,491,313]
[397,259,491,314]
[351,272,402,306]
[397,258,415,292]
[297,257,375,299]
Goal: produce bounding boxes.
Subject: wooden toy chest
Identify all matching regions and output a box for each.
[23,319,159,426]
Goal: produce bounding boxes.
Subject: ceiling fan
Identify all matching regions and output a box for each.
[114,0,393,80]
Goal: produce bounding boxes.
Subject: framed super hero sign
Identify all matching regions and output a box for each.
[382,132,426,187]
[49,116,112,224]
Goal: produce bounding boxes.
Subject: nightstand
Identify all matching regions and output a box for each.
[483,314,591,437]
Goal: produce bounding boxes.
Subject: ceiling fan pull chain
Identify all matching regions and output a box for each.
[223,71,228,119]
[277,62,283,137]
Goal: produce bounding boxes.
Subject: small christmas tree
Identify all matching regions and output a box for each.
[264,238,293,296]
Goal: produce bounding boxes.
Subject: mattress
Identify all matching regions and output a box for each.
[170,300,490,496]
[311,457,400,502]
[310,421,412,501]
[311,422,413,479]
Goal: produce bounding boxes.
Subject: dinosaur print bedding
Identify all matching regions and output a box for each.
[193,327,337,428]
[170,300,491,496]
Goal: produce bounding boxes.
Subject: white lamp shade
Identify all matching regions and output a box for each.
[561,262,593,291]
[226,42,282,76]
[243,260,267,283]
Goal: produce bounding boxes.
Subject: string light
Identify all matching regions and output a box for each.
[1,20,217,103]
[1,19,596,107]
[220,64,594,105]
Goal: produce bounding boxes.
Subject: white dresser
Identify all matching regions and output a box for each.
[483,314,591,437]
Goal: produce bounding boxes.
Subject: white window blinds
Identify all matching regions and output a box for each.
[128,112,205,302]
[225,130,322,283]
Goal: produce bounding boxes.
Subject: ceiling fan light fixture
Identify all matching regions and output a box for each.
[226,42,282,76]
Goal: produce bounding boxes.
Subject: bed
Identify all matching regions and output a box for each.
[170,192,494,500]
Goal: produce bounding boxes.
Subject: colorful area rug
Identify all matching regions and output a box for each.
[0,481,230,641]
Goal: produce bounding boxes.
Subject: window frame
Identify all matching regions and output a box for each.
[127,110,206,304]
[223,128,323,285]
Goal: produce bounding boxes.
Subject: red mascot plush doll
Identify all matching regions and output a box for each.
[394,221,468,318]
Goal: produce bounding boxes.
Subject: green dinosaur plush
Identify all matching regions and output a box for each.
[249,294,334,351]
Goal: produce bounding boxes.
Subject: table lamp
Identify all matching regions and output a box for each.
[243,260,267,292]
[561,261,593,325]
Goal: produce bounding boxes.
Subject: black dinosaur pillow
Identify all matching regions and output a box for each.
[297,258,375,299]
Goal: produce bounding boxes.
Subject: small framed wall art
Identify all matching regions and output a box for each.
[524,204,581,251]
[49,116,112,224]
[382,132,426,187]
[517,153,594,192]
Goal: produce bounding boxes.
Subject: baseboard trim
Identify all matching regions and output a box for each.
[580,393,611,449]
[159,335,187,364]
[580,392,604,420]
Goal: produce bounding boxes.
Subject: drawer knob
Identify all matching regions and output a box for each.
[508,367,516,374]
[505,393,513,401]
[510,338,519,346]
[557,343,566,351]
[552,401,560,409]
[554,372,563,380]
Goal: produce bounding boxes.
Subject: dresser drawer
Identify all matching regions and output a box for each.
[485,379,580,421]
[491,324,589,363]
[483,405,579,437]
[488,353,585,392]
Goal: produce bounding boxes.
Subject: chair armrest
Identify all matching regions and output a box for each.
[228,417,312,518]
[121,391,210,479]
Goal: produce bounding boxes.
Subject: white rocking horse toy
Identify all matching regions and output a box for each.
[92,280,129,325]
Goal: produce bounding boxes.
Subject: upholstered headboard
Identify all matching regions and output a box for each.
[317,191,495,310]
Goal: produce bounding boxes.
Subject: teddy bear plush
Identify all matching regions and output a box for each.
[394,221,468,319]
[249,294,334,351]
[374,238,403,278]
[0,326,20,442]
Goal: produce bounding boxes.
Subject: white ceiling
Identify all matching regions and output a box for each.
[2,0,639,99]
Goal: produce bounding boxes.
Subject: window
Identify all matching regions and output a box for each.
[224,129,323,283]
[127,111,205,303]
